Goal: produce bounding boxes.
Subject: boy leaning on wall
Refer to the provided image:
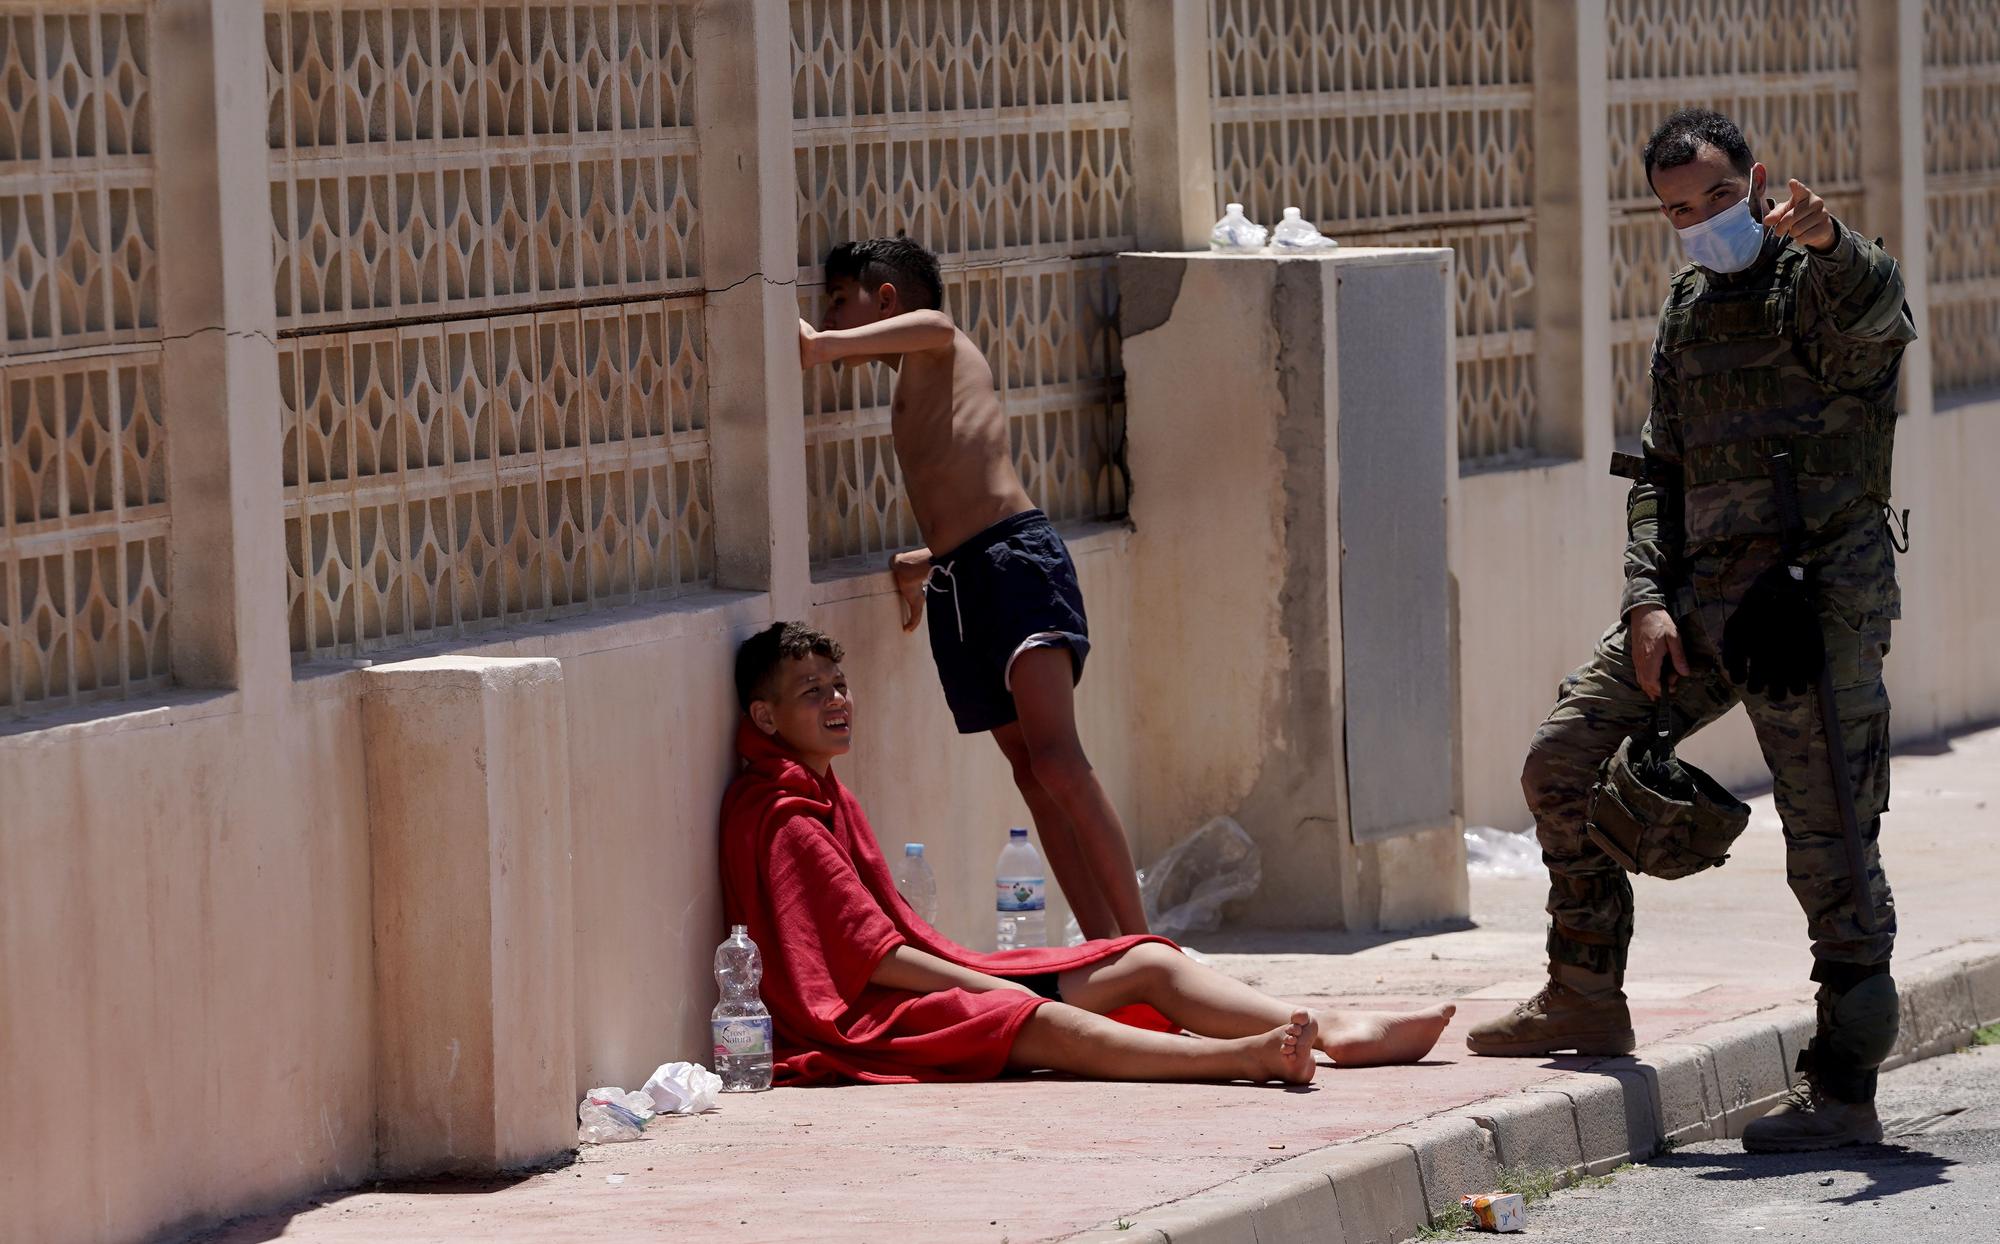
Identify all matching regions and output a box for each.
[796,236,1149,942]
[719,620,1458,1084]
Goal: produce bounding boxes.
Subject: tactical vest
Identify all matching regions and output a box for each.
[1653,244,1897,548]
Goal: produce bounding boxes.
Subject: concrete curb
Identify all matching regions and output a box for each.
[1063,942,2000,1244]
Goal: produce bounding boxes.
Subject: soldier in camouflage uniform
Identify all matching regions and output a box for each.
[1466,109,1915,1153]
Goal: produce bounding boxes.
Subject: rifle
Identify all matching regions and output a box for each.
[1768,451,1880,935]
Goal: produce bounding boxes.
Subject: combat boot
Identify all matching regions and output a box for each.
[1741,1070,1882,1152]
[1465,964,1635,1058]
[1743,971,1897,1153]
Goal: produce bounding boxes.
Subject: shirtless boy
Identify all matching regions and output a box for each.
[797,237,1148,940]
[720,620,1458,1084]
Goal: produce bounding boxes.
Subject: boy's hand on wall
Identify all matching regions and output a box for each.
[891,549,932,634]
[798,318,823,369]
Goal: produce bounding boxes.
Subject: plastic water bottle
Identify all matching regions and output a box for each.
[893,842,939,925]
[995,828,1047,950]
[1208,201,1269,253]
[1270,205,1338,251]
[711,925,773,1092]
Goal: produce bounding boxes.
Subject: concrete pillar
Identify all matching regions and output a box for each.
[694,0,810,616]
[1859,0,1934,417]
[1129,0,1216,251]
[1119,250,1467,931]
[361,657,578,1177]
[1859,0,1941,739]
[151,0,289,704]
[1530,0,1614,464]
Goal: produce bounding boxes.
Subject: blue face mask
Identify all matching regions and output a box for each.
[1675,181,1766,273]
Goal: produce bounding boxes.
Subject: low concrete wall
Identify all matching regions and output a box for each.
[0,690,375,1244]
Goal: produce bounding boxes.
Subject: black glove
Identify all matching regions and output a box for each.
[1722,563,1823,699]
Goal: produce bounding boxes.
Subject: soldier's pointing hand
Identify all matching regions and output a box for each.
[1763,179,1838,254]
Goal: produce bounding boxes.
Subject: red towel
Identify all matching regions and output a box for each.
[719,717,1176,1084]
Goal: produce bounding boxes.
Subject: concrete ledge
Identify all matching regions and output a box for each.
[1888,944,1985,1065]
[1304,1143,1427,1244]
[1521,1072,1655,1175]
[1675,1016,1792,1137]
[1464,1090,1586,1180]
[1064,946,2000,1243]
[1629,1042,1728,1144]
[1375,1116,1499,1217]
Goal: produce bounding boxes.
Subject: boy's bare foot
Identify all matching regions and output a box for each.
[1315,1003,1457,1067]
[1244,1009,1319,1084]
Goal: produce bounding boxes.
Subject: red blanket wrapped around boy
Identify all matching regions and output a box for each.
[720,719,1171,1084]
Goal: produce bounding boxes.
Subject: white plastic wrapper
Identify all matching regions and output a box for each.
[644,1061,723,1116]
[1464,825,1543,880]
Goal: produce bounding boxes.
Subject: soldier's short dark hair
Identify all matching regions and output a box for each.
[735,621,845,711]
[824,236,944,311]
[1642,108,1755,185]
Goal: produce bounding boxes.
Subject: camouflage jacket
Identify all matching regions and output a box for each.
[1622,220,1917,636]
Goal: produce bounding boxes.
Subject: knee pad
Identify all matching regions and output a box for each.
[1823,974,1900,1070]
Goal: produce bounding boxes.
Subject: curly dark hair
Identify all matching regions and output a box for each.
[1642,107,1754,185]
[734,621,846,712]
[824,236,944,311]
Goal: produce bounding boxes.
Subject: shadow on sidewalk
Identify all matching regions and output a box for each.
[1651,1143,1958,1206]
[186,1168,558,1244]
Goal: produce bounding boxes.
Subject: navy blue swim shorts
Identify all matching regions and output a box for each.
[921,509,1090,735]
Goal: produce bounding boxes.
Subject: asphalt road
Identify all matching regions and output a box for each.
[1461,1042,2000,1243]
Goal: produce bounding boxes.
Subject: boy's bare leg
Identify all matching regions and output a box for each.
[992,721,1121,941]
[1057,942,1457,1067]
[1008,646,1151,935]
[1007,1000,1316,1084]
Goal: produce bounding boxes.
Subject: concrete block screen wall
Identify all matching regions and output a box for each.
[2,2,1997,1241]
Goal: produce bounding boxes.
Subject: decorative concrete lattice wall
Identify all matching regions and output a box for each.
[1925,0,2000,400]
[1606,0,1864,441]
[1208,0,1537,466]
[0,3,166,716]
[793,0,1132,568]
[267,1,713,660]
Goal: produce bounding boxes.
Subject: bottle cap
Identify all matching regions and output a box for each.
[730,924,747,935]
[1009,827,1029,839]
[1284,206,1302,219]
[904,843,924,856]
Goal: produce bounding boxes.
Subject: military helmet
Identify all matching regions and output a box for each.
[1585,723,1751,881]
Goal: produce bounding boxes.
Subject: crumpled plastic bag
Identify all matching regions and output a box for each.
[1142,816,1261,939]
[1463,825,1542,880]
[1064,816,1262,946]
[643,1061,722,1116]
[577,1087,654,1144]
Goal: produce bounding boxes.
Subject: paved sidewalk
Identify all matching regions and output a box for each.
[195,726,2000,1244]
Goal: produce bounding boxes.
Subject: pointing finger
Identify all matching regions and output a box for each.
[1787,178,1812,205]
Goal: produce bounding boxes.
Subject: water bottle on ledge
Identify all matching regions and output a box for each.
[995,828,1047,950]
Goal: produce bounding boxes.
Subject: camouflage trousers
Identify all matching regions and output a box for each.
[1522,558,1897,979]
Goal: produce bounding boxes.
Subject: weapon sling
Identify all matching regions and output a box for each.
[1767,452,1880,935]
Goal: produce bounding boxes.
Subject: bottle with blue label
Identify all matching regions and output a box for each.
[995,827,1047,950]
[711,925,773,1092]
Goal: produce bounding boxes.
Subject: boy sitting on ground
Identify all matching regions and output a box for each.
[719,621,1456,1085]
[797,236,1148,940]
